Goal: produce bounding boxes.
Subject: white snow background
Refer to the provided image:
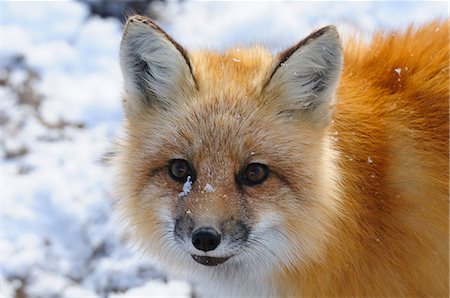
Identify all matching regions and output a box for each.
[1,1,448,297]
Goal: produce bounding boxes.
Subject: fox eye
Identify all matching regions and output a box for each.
[168,159,192,182]
[240,163,269,186]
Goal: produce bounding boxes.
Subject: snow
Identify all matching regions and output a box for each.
[110,280,191,298]
[157,1,447,51]
[179,176,192,197]
[204,184,215,193]
[2,0,446,297]
[0,276,15,298]
[2,0,88,43]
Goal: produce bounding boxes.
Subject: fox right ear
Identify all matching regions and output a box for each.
[265,26,343,126]
[120,16,196,116]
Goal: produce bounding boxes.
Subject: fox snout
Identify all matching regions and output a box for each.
[174,214,250,266]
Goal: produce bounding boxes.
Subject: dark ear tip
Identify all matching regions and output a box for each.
[125,15,158,28]
[275,25,341,68]
[321,25,337,32]
[314,25,340,41]
[126,15,141,25]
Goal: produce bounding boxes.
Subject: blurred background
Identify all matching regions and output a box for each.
[1,0,448,297]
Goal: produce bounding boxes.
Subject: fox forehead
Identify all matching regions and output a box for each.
[129,49,272,153]
[135,96,288,168]
[132,47,315,161]
[127,46,281,154]
[189,46,275,98]
[126,48,325,181]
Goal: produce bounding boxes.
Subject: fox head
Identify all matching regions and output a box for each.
[114,15,343,286]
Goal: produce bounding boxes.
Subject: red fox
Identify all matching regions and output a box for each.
[113,15,449,297]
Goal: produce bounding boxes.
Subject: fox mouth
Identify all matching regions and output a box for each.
[191,255,231,266]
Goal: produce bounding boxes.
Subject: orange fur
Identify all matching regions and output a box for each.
[114,17,449,297]
[278,21,449,296]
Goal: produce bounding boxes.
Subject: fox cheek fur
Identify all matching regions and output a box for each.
[113,14,449,297]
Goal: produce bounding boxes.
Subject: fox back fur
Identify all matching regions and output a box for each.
[113,16,449,297]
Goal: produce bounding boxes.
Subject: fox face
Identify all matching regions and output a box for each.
[114,15,343,293]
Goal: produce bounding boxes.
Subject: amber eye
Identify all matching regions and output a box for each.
[240,163,269,186]
[168,159,192,182]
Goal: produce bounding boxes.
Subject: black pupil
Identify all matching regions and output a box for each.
[245,164,266,183]
[171,160,189,179]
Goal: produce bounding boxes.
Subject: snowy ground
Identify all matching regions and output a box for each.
[1,1,447,297]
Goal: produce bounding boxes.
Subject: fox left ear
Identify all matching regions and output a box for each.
[120,16,196,116]
[265,26,343,125]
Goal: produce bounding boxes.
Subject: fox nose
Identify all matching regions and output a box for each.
[192,228,221,252]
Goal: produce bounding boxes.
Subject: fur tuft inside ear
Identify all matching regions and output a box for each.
[120,15,196,115]
[265,26,343,124]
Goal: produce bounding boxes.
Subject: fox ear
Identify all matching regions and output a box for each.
[265,26,343,125]
[120,16,196,115]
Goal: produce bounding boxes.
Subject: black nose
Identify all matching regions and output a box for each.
[192,228,221,252]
